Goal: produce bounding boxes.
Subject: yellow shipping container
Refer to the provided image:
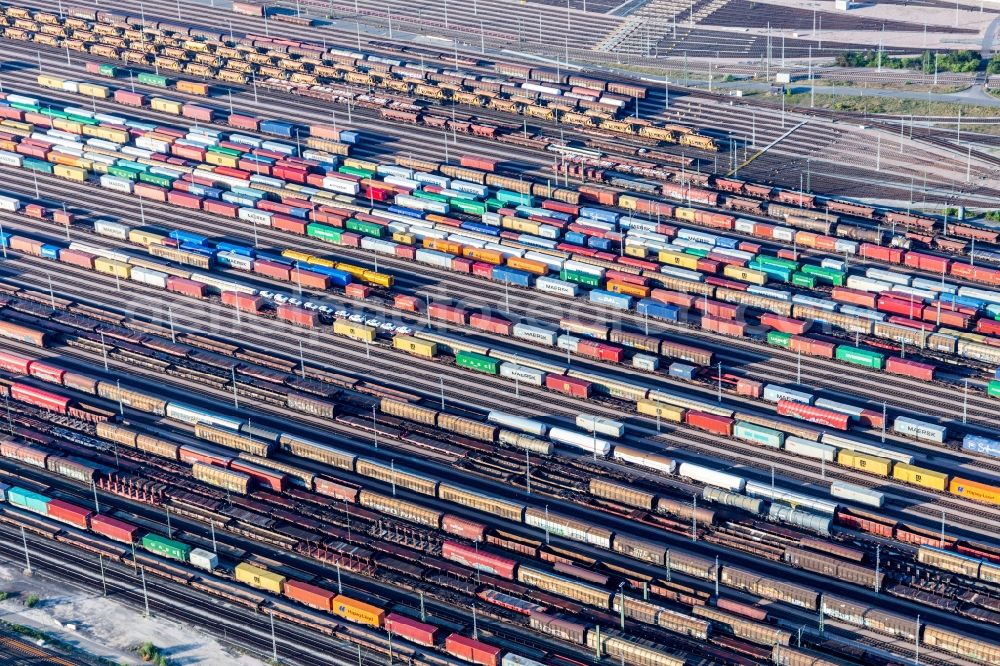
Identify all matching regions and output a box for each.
[674,207,698,222]
[52,117,84,135]
[393,335,437,359]
[129,229,169,246]
[837,450,891,478]
[333,320,376,343]
[636,399,684,422]
[334,263,368,279]
[53,164,88,182]
[37,74,65,89]
[343,158,379,172]
[332,595,385,628]
[1,120,33,136]
[624,244,647,259]
[281,249,313,263]
[234,563,285,594]
[501,215,540,235]
[619,195,640,211]
[658,250,699,271]
[892,463,948,492]
[463,247,504,264]
[205,151,238,168]
[150,97,183,115]
[361,271,393,288]
[49,152,83,167]
[392,231,415,245]
[723,264,768,286]
[94,257,132,279]
[177,79,210,95]
[78,82,110,98]
[305,256,337,269]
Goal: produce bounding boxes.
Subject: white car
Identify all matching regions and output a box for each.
[379,322,396,332]
[395,326,413,335]
[319,305,334,314]
[334,309,351,319]
[365,318,383,328]
[288,297,303,307]
[348,313,366,323]
[303,301,319,311]
[259,289,276,299]
[273,293,289,304]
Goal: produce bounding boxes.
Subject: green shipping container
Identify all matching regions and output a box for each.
[339,166,374,179]
[413,190,449,203]
[98,63,119,77]
[40,108,69,120]
[108,166,141,181]
[485,198,505,210]
[138,72,169,87]
[749,261,792,283]
[757,255,799,272]
[835,345,885,369]
[988,380,1000,399]
[207,144,243,158]
[8,487,51,515]
[734,421,784,449]
[800,264,845,286]
[456,351,499,375]
[683,248,709,258]
[142,533,191,561]
[307,223,343,244]
[451,199,486,216]
[496,190,534,207]
[345,218,385,238]
[66,113,100,126]
[560,268,601,288]
[10,102,41,113]
[767,331,791,347]
[138,171,174,188]
[23,158,54,174]
[791,272,816,288]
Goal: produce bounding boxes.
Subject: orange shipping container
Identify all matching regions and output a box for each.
[462,247,504,265]
[283,579,335,611]
[506,256,548,275]
[423,238,463,256]
[606,280,650,298]
[950,477,1000,506]
[332,595,385,627]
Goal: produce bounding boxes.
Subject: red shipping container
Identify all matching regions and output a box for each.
[47,499,92,529]
[11,384,70,413]
[24,203,45,219]
[761,313,809,335]
[860,243,904,264]
[702,315,744,337]
[616,256,658,272]
[472,262,494,279]
[705,277,748,291]
[277,304,319,327]
[978,319,1000,336]
[166,276,208,298]
[309,123,341,140]
[314,477,359,502]
[885,357,935,381]
[173,144,207,161]
[395,244,416,260]
[887,316,935,331]
[167,190,203,209]
[832,287,877,309]
[696,299,740,319]
[469,314,512,336]
[576,340,624,363]
[28,361,65,384]
[651,289,696,308]
[776,399,849,430]
[115,89,146,106]
[134,183,168,201]
[685,410,735,436]
[214,166,251,180]
[442,540,517,579]
[394,294,419,312]
[442,515,486,542]
[340,232,362,248]
[282,579,335,611]
[179,445,232,467]
[345,283,370,299]
[922,307,968,329]
[739,242,762,254]
[460,155,497,172]
[904,251,950,274]
[545,374,592,398]
[428,303,468,325]
[311,208,347,226]
[292,268,331,291]
[929,300,977,316]
[59,249,96,269]
[706,252,745,268]
[859,409,885,430]
[735,377,763,398]
[445,634,501,666]
[241,159,271,176]
[181,103,213,122]
[385,613,438,647]
[606,270,648,287]
[541,199,579,216]
[788,335,836,358]
[91,514,138,543]
[696,258,721,274]
[222,291,265,313]
[452,257,474,274]
[878,296,923,318]
[254,260,292,281]
[205,199,239,217]
[53,209,74,225]
[228,113,258,130]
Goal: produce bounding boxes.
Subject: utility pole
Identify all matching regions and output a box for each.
[20,526,31,575]
[140,567,150,617]
[270,612,278,662]
[99,554,107,595]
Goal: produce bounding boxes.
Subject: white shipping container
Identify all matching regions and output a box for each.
[238,207,273,226]
[502,654,545,666]
[548,427,612,456]
[84,152,118,166]
[218,251,254,271]
[250,174,285,188]
[576,415,624,438]
[414,248,453,269]
[0,151,24,167]
[61,80,80,93]
[512,323,558,346]
[536,276,578,296]
[632,353,659,371]
[784,436,836,462]
[834,239,858,254]
[413,172,449,188]
[821,258,846,271]
[746,481,838,514]
[260,140,295,155]
[613,447,676,474]
[0,195,21,212]
[762,384,813,404]
[94,219,131,240]
[135,136,171,153]
[322,175,360,196]
[772,227,796,242]
[678,462,745,492]
[846,275,894,293]
[734,219,756,234]
[188,271,258,295]
[957,286,1000,305]
[94,113,127,125]
[359,237,398,255]
[130,266,169,289]
[557,334,580,353]
[829,481,884,508]
[487,411,548,437]
[892,416,947,443]
[865,268,912,286]
[121,146,153,159]
[659,266,704,281]
[820,433,914,464]
[499,363,546,386]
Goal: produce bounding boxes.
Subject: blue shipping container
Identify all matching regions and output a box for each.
[40,244,60,259]
[587,236,611,251]
[0,232,10,247]
[636,299,679,322]
[299,264,351,287]
[387,205,425,219]
[492,266,533,288]
[963,434,1000,459]
[339,130,360,144]
[564,231,586,246]
[259,120,295,137]
[668,363,697,380]
[589,289,632,310]
[170,230,209,245]
[460,222,501,237]
[215,241,255,257]
[578,207,619,224]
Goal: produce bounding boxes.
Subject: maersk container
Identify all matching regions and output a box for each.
[734,422,784,449]
[142,533,191,561]
[500,363,546,386]
[892,416,946,443]
[829,481,884,508]
[537,276,579,297]
[576,415,624,439]
[679,463,745,493]
[589,289,632,310]
[512,323,558,346]
[835,346,885,370]
[487,411,548,437]
[636,299,679,322]
[548,427,611,456]
[8,487,50,515]
[962,434,1000,458]
[762,384,813,405]
[784,436,836,462]
[668,363,697,381]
